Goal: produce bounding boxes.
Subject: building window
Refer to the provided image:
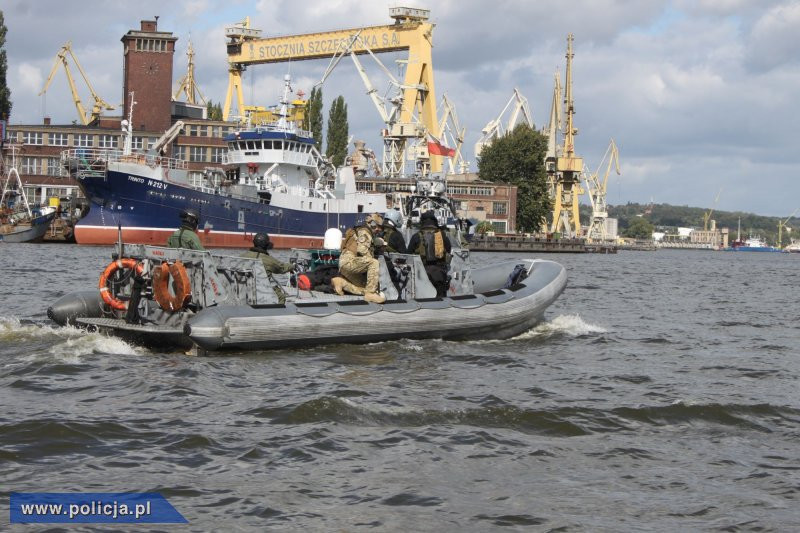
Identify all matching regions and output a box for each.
[173,146,186,160]
[212,126,223,138]
[75,134,93,147]
[470,186,492,196]
[99,135,118,148]
[132,137,146,150]
[46,157,61,176]
[189,172,205,187]
[356,181,374,191]
[493,201,507,215]
[211,147,226,163]
[189,146,206,162]
[23,132,43,145]
[447,185,468,195]
[491,221,507,233]
[48,132,68,146]
[22,156,41,174]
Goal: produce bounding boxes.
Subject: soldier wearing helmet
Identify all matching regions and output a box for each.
[241,232,293,304]
[379,209,408,254]
[331,213,386,303]
[408,210,452,297]
[242,233,293,274]
[166,209,205,250]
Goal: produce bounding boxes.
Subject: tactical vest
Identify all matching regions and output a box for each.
[383,226,400,252]
[342,225,369,254]
[416,228,446,262]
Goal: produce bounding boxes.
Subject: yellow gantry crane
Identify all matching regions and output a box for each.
[39,41,115,125]
[777,207,799,249]
[222,7,441,173]
[550,34,584,237]
[703,188,722,231]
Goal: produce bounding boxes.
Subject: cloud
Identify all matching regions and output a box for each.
[3,0,800,216]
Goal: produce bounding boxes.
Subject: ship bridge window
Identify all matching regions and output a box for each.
[246,141,255,150]
[275,141,283,150]
[264,141,273,149]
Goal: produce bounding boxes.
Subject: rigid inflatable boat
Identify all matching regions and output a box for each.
[48,244,566,353]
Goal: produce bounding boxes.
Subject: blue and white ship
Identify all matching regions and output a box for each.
[65,75,387,248]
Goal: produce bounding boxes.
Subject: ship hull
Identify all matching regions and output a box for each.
[75,169,368,248]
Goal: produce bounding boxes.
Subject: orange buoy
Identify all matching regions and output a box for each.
[152,261,192,313]
[98,258,144,310]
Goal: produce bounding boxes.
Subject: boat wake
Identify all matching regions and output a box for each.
[0,316,144,359]
[514,314,607,340]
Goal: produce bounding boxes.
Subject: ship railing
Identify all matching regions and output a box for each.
[61,148,188,179]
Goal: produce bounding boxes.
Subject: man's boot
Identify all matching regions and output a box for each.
[331,277,346,295]
[364,291,386,304]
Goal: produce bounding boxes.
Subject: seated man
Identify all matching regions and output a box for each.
[241,233,293,303]
[331,213,386,303]
[408,210,452,297]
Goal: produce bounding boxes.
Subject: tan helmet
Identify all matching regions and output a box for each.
[366,213,384,228]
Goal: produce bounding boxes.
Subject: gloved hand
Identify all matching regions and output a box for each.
[373,237,386,247]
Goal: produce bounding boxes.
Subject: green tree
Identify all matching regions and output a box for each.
[477,124,550,232]
[475,220,494,235]
[304,87,323,150]
[623,217,654,239]
[0,10,12,120]
[325,95,349,167]
[206,100,223,121]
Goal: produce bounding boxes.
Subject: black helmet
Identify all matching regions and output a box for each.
[180,209,199,222]
[253,232,273,250]
[179,209,199,228]
[420,210,438,227]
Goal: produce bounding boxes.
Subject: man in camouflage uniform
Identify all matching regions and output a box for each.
[332,213,386,303]
[166,209,205,250]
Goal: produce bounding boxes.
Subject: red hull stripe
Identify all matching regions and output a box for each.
[74,227,324,249]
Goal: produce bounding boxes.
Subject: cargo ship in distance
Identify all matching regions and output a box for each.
[65,75,387,248]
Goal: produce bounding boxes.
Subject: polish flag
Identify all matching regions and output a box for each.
[427,140,455,157]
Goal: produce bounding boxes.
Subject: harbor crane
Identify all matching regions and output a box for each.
[583,139,620,242]
[39,41,115,125]
[777,207,799,249]
[222,8,443,173]
[703,188,722,231]
[317,31,426,178]
[543,70,562,203]
[173,38,206,105]
[550,34,584,237]
[474,88,533,159]
[436,93,468,174]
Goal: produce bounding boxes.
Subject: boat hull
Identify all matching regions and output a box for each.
[74,169,376,248]
[185,260,567,352]
[0,211,57,243]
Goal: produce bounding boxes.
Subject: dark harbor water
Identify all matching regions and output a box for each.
[1,244,799,531]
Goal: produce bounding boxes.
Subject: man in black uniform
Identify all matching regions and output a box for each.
[408,210,451,297]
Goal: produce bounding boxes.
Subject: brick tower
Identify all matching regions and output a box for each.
[121,19,177,133]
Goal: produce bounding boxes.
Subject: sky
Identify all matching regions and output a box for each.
[4,0,800,217]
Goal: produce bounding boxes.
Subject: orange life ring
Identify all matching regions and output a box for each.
[98,258,144,310]
[152,261,192,313]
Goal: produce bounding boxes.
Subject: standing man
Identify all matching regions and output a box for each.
[331,213,386,303]
[408,210,452,297]
[241,233,293,304]
[166,209,205,250]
